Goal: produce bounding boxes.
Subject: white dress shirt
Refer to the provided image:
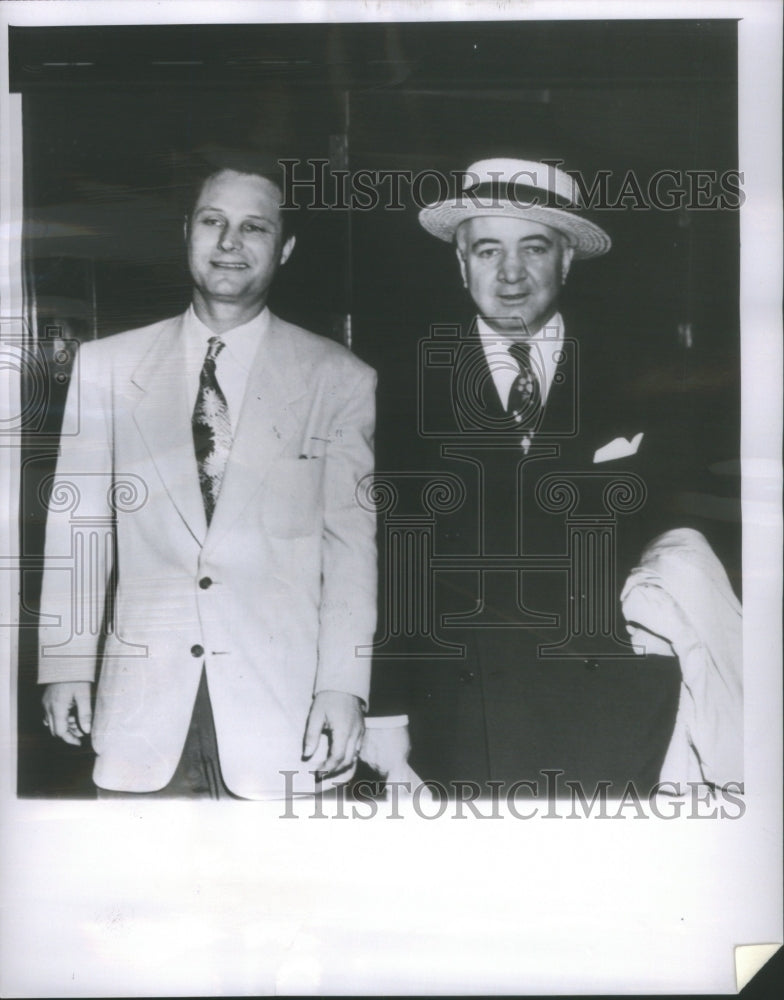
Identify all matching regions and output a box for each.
[476,312,565,411]
[182,304,270,432]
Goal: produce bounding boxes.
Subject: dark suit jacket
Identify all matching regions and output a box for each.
[370,313,738,795]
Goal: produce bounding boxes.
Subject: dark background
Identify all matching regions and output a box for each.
[11,20,741,797]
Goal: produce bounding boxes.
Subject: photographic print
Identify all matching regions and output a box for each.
[0,1,780,995]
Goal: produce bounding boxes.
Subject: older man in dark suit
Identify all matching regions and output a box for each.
[365,158,740,798]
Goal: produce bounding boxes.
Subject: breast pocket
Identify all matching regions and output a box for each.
[261,457,324,538]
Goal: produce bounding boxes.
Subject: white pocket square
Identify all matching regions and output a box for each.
[593,432,644,464]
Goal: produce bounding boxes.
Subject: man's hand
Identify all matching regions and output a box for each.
[42,682,93,746]
[302,690,364,779]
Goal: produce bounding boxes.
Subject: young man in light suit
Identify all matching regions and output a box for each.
[38,160,377,799]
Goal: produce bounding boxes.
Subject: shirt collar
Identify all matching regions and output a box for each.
[475,312,564,348]
[183,304,270,369]
[476,312,565,402]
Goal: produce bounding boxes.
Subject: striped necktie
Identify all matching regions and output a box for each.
[192,336,232,524]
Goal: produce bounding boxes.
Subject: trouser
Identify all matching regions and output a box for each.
[96,669,240,800]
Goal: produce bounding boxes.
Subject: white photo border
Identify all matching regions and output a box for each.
[0,1,781,996]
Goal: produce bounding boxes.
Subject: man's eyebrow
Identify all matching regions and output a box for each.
[194,205,273,221]
[470,234,554,249]
[519,234,554,245]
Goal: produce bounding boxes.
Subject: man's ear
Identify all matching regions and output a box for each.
[560,245,575,284]
[279,234,296,266]
[183,215,190,245]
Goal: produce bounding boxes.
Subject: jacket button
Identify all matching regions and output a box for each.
[199,577,213,589]
[458,670,475,684]
[583,658,599,671]
[191,644,205,658]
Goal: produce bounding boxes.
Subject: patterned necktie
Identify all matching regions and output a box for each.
[506,340,542,429]
[192,336,232,524]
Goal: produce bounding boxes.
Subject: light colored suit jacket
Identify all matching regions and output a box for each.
[38,311,377,798]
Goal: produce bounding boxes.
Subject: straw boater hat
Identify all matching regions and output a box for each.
[418,158,611,259]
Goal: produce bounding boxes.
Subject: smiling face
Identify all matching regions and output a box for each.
[456,215,574,337]
[186,169,295,315]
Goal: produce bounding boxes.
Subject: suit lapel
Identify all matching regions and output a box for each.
[457,319,573,438]
[204,314,308,550]
[454,321,506,427]
[131,315,207,546]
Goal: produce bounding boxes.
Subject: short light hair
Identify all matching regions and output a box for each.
[184,153,296,240]
[454,215,571,255]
